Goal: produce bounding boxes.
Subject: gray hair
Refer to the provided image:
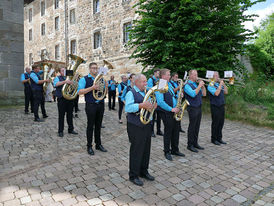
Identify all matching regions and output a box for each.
[121,75,126,80]
[133,74,146,84]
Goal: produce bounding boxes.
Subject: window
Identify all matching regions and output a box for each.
[55,16,59,31]
[29,29,32,41]
[41,1,45,16]
[29,8,32,22]
[41,23,45,36]
[55,45,60,60]
[29,53,33,66]
[70,9,75,24]
[70,40,76,54]
[55,0,59,9]
[94,32,102,49]
[93,0,100,14]
[123,22,132,43]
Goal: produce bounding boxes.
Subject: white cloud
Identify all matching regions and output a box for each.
[243,3,274,31]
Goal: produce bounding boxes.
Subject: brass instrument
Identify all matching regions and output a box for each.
[140,82,169,125]
[197,78,214,86]
[62,54,86,100]
[93,73,108,100]
[41,62,53,93]
[174,79,190,121]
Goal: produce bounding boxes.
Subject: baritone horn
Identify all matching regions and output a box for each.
[140,80,169,125]
[62,54,86,100]
[174,79,189,121]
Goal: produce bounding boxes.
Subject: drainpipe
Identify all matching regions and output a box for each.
[64,0,68,66]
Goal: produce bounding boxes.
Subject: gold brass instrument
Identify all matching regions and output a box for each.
[140,82,169,125]
[174,79,190,121]
[62,54,86,100]
[93,73,108,100]
[41,62,53,93]
[197,78,215,86]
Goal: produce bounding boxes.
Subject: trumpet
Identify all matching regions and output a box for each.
[196,78,215,86]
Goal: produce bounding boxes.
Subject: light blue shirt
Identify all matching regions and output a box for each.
[155,82,177,112]
[127,79,131,86]
[118,82,127,98]
[147,76,158,90]
[77,74,94,93]
[30,71,43,84]
[208,83,223,96]
[53,76,65,87]
[184,80,201,98]
[121,85,132,101]
[21,73,30,82]
[125,86,145,113]
[108,80,117,91]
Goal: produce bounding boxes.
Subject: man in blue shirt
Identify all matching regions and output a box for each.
[78,62,107,155]
[207,71,228,145]
[30,65,50,122]
[108,75,117,111]
[53,68,78,137]
[147,68,163,137]
[184,70,206,152]
[117,75,128,123]
[156,69,185,161]
[120,73,135,102]
[125,74,156,186]
[21,67,34,114]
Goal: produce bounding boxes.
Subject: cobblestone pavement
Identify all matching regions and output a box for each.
[0,102,273,206]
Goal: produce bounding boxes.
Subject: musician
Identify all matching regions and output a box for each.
[147,69,163,137]
[121,73,135,102]
[156,69,185,161]
[21,67,33,114]
[117,75,128,123]
[207,71,228,145]
[108,75,117,111]
[170,72,185,133]
[73,94,80,118]
[30,65,49,122]
[184,70,206,153]
[53,68,78,137]
[78,62,107,155]
[125,74,155,186]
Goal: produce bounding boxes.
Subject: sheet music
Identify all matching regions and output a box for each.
[99,67,108,75]
[64,69,66,76]
[158,79,167,90]
[224,71,233,78]
[183,71,188,80]
[206,70,214,78]
[48,69,54,77]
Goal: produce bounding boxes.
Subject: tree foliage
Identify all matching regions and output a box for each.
[128,0,265,76]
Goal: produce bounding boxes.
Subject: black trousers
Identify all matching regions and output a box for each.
[85,102,104,147]
[187,106,202,147]
[210,104,225,142]
[159,111,180,153]
[108,90,116,109]
[32,90,46,120]
[73,95,79,113]
[152,110,162,133]
[24,88,33,112]
[127,122,152,179]
[118,98,124,120]
[57,97,74,133]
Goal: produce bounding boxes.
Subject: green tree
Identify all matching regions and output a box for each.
[128,0,265,75]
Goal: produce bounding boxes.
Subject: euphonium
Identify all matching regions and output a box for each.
[41,62,52,93]
[140,82,169,125]
[174,79,190,121]
[62,54,86,100]
[93,73,108,101]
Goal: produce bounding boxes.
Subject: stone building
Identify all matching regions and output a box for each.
[0,0,25,105]
[24,0,143,80]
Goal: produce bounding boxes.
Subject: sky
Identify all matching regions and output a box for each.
[243,0,274,31]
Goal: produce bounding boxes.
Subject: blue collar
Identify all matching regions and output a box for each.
[133,86,144,93]
[88,73,95,80]
[168,82,176,96]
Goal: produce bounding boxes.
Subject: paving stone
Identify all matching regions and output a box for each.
[87,198,102,206]
[232,194,247,203]
[172,193,185,201]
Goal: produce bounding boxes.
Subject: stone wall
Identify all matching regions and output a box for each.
[0,0,24,105]
[24,0,143,81]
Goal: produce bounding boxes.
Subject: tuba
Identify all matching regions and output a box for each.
[62,54,86,100]
[41,62,53,93]
[140,81,168,125]
[174,79,190,121]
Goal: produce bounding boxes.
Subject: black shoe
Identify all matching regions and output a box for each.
[96,145,107,152]
[87,147,94,155]
[194,144,204,150]
[156,131,164,136]
[212,140,221,146]
[130,177,143,186]
[218,140,227,144]
[43,115,48,118]
[34,118,44,122]
[112,108,116,111]
[171,151,185,157]
[119,120,123,124]
[75,114,78,118]
[151,132,156,138]
[187,146,198,153]
[68,130,78,135]
[58,132,64,137]
[165,153,173,161]
[140,173,155,181]
[31,111,34,113]
[179,128,185,133]
[101,125,105,128]
[25,111,29,114]
[77,109,81,112]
